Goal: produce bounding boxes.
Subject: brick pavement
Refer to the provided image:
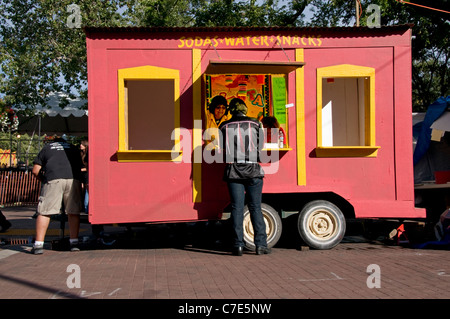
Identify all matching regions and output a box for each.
[1,206,450,302]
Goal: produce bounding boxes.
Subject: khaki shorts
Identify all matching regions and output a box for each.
[37,179,82,216]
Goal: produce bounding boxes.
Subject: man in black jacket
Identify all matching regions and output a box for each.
[219,98,270,256]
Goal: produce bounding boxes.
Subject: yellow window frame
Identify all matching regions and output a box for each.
[316,64,379,157]
[116,65,182,162]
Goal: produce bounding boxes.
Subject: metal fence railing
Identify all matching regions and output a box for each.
[0,136,85,207]
[0,136,41,206]
[0,137,41,169]
[0,170,41,207]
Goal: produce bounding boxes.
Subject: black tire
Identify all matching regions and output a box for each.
[243,203,282,250]
[297,200,346,250]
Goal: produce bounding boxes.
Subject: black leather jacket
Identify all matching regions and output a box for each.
[219,113,265,180]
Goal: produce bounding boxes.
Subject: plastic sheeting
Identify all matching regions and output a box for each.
[413,96,450,165]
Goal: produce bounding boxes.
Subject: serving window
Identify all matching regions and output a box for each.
[116,65,182,162]
[126,80,174,151]
[316,64,380,157]
[204,73,290,150]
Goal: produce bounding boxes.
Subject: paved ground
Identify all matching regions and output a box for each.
[1,206,449,310]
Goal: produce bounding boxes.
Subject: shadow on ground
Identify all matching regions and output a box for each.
[1,211,441,254]
[50,216,439,253]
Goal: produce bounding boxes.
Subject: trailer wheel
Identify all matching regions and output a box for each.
[243,203,282,250]
[297,200,346,250]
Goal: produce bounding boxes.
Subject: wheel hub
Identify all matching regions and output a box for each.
[244,212,273,240]
[308,211,337,240]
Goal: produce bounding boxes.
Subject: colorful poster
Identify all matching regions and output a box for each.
[206,74,268,120]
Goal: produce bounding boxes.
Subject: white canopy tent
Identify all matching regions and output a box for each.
[16,92,88,137]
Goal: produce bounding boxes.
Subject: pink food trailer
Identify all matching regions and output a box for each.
[84,25,425,250]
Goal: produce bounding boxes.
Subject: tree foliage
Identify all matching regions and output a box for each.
[308,0,449,111]
[191,0,310,27]
[0,0,448,113]
[129,0,311,27]
[0,0,133,114]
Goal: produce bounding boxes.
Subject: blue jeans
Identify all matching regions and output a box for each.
[84,190,89,213]
[227,177,267,248]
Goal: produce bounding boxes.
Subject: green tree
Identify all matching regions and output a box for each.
[2,0,447,114]
[131,0,311,27]
[133,0,448,110]
[193,0,311,27]
[307,0,449,111]
[130,0,193,26]
[0,0,133,113]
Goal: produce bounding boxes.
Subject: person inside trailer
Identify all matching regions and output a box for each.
[261,116,286,148]
[205,95,231,149]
